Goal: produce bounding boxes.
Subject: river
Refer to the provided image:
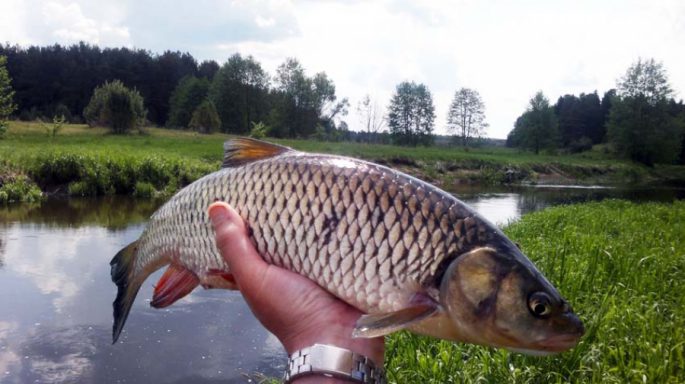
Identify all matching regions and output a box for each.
[0,185,683,383]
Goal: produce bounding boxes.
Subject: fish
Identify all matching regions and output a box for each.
[111,138,584,354]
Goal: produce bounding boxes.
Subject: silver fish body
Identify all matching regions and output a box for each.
[140,152,500,312]
[111,139,584,352]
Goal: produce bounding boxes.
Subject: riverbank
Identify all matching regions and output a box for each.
[386,200,685,383]
[1,121,684,202]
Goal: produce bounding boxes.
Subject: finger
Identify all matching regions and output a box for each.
[208,202,269,290]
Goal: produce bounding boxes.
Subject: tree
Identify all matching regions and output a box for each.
[0,43,199,125]
[617,58,672,105]
[357,94,385,142]
[387,81,435,146]
[189,100,221,134]
[446,88,488,146]
[507,91,558,154]
[600,89,616,129]
[553,92,603,151]
[0,56,17,138]
[83,80,146,133]
[269,58,348,138]
[607,58,684,165]
[198,60,220,80]
[167,76,210,128]
[209,53,270,134]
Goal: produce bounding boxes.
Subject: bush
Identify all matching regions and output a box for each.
[568,136,593,153]
[249,121,269,139]
[133,181,156,198]
[41,114,66,138]
[67,181,97,197]
[0,176,43,204]
[189,100,221,134]
[26,152,215,197]
[83,80,146,133]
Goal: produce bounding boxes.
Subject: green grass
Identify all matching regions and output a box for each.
[385,200,685,383]
[2,121,680,193]
[1,122,218,197]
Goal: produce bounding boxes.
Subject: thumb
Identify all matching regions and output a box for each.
[207,202,269,289]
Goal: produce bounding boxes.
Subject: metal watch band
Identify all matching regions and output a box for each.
[283,343,386,384]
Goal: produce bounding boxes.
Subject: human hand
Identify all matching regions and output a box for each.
[208,202,385,379]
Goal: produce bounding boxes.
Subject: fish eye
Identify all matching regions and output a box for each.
[528,292,552,318]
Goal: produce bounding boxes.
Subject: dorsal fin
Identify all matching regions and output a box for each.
[222,138,292,168]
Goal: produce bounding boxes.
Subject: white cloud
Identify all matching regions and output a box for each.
[1,0,684,138]
[41,1,130,46]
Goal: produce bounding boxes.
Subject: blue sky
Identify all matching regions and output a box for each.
[1,0,684,138]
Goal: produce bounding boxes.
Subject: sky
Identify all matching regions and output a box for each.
[1,0,684,138]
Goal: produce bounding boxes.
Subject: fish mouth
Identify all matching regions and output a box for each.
[535,334,582,352]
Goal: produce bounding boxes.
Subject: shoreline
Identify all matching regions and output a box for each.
[1,153,683,204]
[1,122,684,204]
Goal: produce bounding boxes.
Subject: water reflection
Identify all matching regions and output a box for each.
[0,210,283,383]
[0,230,5,268]
[1,187,684,383]
[0,197,162,230]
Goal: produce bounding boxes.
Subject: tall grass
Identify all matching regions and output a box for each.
[2,121,670,191]
[386,200,685,383]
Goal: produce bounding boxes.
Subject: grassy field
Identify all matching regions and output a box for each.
[2,121,683,201]
[385,200,685,383]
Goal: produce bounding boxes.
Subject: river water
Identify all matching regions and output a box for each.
[0,185,683,383]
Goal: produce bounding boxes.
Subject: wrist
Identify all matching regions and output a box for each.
[279,314,385,365]
[284,344,386,384]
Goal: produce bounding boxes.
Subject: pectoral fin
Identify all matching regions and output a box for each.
[353,296,439,338]
[150,264,200,308]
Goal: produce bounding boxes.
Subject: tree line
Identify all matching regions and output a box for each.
[0,43,349,138]
[507,59,685,165]
[0,42,484,146]
[2,43,683,163]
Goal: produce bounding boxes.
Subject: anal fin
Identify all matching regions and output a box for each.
[150,264,200,308]
[353,294,439,338]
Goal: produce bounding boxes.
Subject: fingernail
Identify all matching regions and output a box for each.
[208,203,230,227]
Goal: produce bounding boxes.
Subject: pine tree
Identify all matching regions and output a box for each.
[0,56,17,137]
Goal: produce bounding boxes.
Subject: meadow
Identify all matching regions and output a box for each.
[385,200,685,383]
[2,121,683,204]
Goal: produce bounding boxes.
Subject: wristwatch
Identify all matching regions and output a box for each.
[283,343,386,383]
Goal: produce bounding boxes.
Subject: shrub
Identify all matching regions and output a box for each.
[26,152,215,197]
[0,177,43,204]
[41,114,66,138]
[249,121,269,139]
[83,80,146,133]
[189,100,221,134]
[68,181,97,197]
[568,136,593,153]
[133,181,156,198]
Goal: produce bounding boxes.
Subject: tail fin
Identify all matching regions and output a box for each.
[110,240,143,344]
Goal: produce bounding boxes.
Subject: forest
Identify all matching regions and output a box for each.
[1,43,684,165]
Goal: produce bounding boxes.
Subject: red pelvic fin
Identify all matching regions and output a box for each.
[205,268,238,290]
[150,264,200,308]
